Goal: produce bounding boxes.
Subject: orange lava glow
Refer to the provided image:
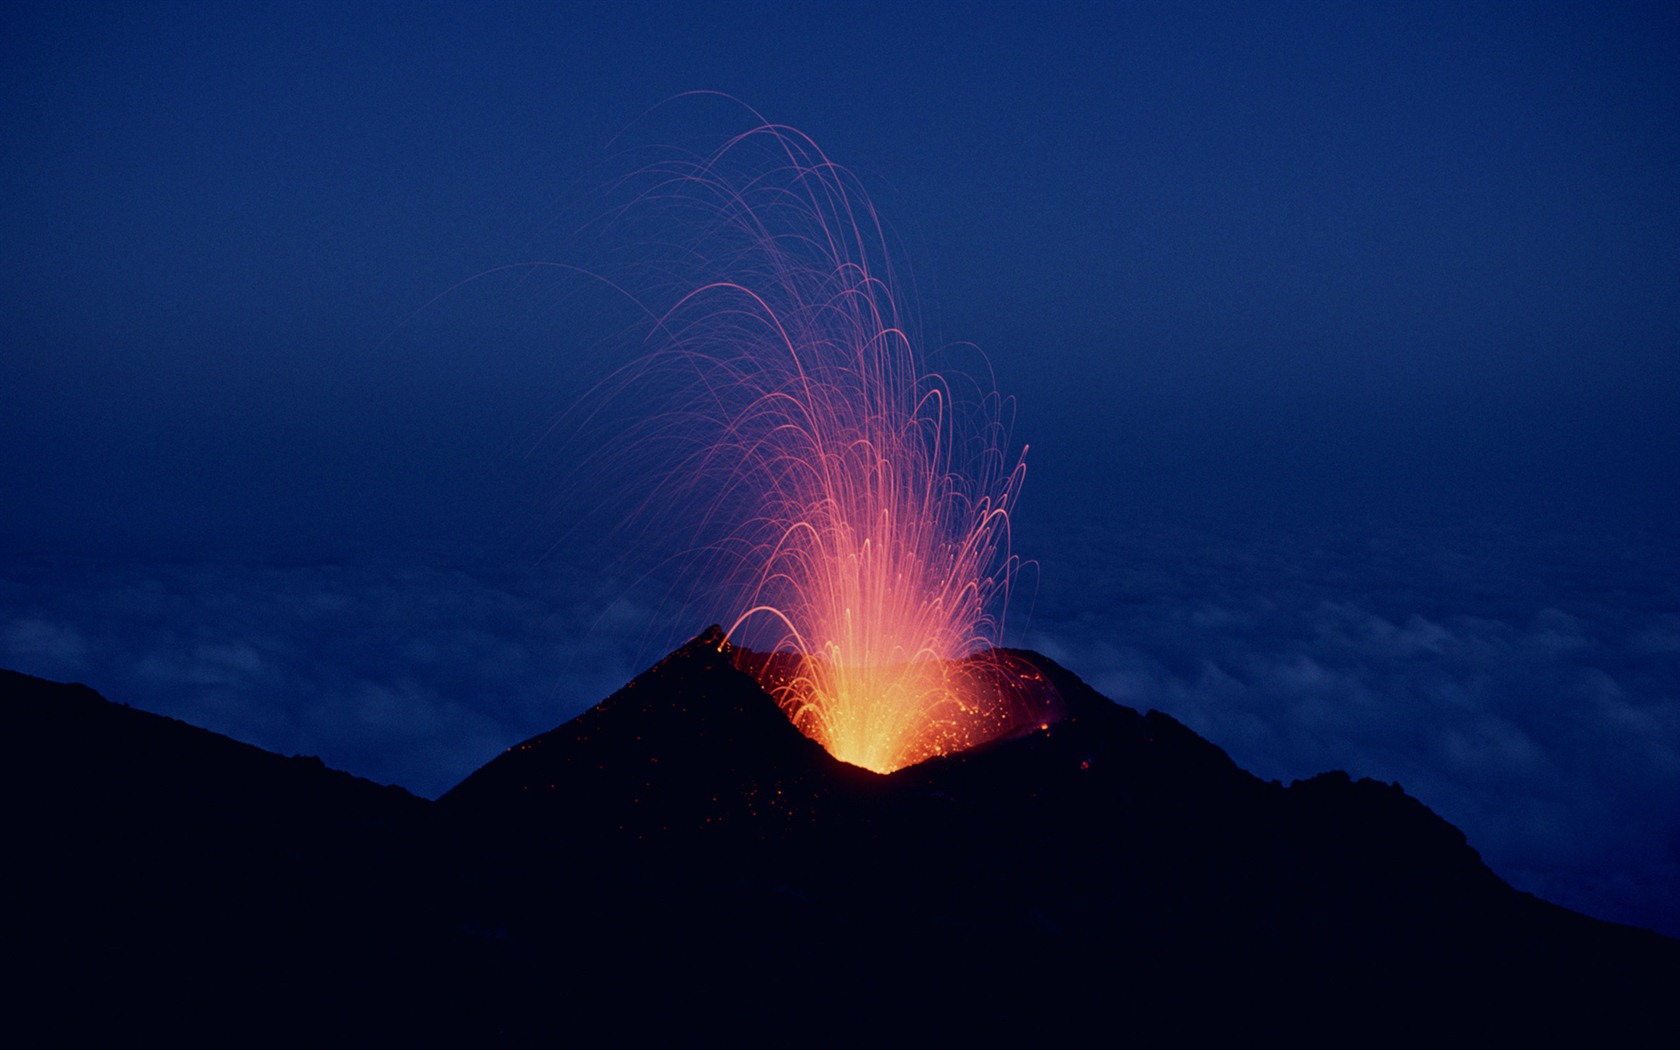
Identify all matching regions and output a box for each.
[591,107,1058,772]
[716,383,1045,772]
[741,648,1062,774]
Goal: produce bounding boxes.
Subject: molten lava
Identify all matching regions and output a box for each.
[581,103,1057,773]
[736,647,1062,774]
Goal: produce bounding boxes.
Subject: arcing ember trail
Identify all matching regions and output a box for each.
[584,113,1055,772]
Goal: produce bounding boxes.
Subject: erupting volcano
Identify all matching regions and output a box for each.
[577,108,1057,772]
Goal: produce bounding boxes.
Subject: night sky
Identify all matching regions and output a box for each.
[4,2,1676,937]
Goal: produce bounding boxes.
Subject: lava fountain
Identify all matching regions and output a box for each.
[576,107,1058,773]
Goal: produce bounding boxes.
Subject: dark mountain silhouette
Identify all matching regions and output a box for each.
[6,635,1676,1043]
[1,668,445,1040]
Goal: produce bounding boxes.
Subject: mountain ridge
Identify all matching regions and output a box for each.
[4,639,1675,1041]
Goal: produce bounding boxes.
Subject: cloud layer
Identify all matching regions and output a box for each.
[3,516,1675,938]
[0,554,653,799]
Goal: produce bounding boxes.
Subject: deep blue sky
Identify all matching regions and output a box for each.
[3,2,1677,936]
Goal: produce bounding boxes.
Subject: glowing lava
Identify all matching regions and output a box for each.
[587,106,1057,773]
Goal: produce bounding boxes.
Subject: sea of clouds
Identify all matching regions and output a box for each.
[3,517,1675,938]
[0,554,653,799]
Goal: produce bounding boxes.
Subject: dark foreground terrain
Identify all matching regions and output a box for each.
[6,630,1675,1043]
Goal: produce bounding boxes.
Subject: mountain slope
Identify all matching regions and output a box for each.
[1,668,441,1040]
[6,637,1676,1042]
[438,630,1680,1040]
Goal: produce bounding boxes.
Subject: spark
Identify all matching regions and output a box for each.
[579,104,1057,773]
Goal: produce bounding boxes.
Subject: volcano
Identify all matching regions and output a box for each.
[5,635,1676,1042]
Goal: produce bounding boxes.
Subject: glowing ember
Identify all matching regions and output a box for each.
[585,105,1057,773]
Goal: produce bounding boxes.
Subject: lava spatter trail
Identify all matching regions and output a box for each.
[571,103,1056,772]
